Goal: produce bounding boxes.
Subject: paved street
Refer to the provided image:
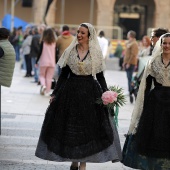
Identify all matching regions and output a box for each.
[0,61,136,170]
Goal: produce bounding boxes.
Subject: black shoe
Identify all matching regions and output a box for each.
[130,95,133,103]
[24,74,30,77]
[31,80,38,83]
[70,166,78,170]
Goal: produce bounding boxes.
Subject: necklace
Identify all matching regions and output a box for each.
[79,47,85,53]
[80,49,85,53]
[162,58,170,68]
[161,55,170,68]
[79,45,87,53]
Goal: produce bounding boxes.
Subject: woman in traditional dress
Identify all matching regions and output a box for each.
[122,33,170,170]
[35,23,122,170]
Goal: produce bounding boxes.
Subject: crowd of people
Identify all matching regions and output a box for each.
[8,24,76,97]
[1,22,170,170]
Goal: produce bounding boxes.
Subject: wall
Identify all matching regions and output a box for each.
[0,0,33,23]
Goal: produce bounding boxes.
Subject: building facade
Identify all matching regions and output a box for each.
[0,0,170,39]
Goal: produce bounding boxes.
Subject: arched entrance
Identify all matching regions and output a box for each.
[113,0,155,39]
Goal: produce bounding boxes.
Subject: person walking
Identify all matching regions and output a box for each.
[97,30,109,60]
[36,28,57,96]
[56,25,74,76]
[21,30,33,77]
[114,41,123,70]
[30,27,41,83]
[35,23,122,170]
[122,33,170,170]
[123,30,138,95]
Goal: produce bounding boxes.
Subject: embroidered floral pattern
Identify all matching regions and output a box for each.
[57,23,105,77]
[151,56,170,86]
[67,47,92,75]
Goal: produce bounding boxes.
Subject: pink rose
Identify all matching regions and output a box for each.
[101,91,118,105]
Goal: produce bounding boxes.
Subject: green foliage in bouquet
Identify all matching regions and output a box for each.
[108,85,126,107]
[96,85,126,127]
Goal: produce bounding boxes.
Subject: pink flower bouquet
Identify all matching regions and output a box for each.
[96,86,126,126]
[101,91,118,105]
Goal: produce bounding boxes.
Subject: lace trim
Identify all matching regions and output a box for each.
[57,23,105,77]
[128,55,170,134]
[128,60,151,134]
[67,47,92,75]
[150,56,170,86]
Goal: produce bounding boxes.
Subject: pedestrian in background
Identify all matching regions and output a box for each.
[123,30,138,95]
[21,29,33,77]
[10,27,20,61]
[0,27,15,87]
[35,23,122,170]
[150,28,169,55]
[138,35,151,58]
[36,28,57,96]
[30,27,41,83]
[97,30,109,59]
[114,41,123,70]
[56,25,74,76]
[122,33,170,170]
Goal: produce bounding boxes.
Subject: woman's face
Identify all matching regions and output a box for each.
[77,26,89,44]
[143,38,148,47]
[161,37,170,54]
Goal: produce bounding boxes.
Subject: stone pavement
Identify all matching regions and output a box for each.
[0,61,136,170]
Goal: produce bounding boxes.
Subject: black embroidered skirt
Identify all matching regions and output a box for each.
[35,75,117,160]
[135,86,170,158]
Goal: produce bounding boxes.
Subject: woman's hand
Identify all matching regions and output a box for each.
[49,96,55,103]
[125,64,130,69]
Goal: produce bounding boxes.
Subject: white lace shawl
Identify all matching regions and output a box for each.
[67,46,92,75]
[128,60,151,134]
[128,33,170,134]
[57,23,105,77]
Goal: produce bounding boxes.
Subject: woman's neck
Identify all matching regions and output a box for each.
[162,53,170,61]
[78,44,89,53]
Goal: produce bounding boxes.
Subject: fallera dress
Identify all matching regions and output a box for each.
[122,55,170,170]
[35,45,122,163]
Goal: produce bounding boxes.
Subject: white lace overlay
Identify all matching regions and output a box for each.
[128,60,151,134]
[128,33,170,134]
[128,55,170,134]
[67,47,92,75]
[150,56,170,86]
[57,23,105,77]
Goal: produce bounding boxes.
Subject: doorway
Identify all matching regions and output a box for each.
[119,17,140,39]
[114,0,155,40]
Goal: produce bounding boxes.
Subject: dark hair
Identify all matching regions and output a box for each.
[80,23,90,37]
[17,26,23,30]
[29,29,33,35]
[42,28,56,44]
[33,27,39,34]
[152,28,169,38]
[62,25,69,32]
[128,30,136,38]
[99,30,105,37]
[0,27,10,40]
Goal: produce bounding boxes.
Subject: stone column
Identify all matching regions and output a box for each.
[33,0,48,24]
[96,0,116,38]
[46,0,57,26]
[154,0,170,29]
